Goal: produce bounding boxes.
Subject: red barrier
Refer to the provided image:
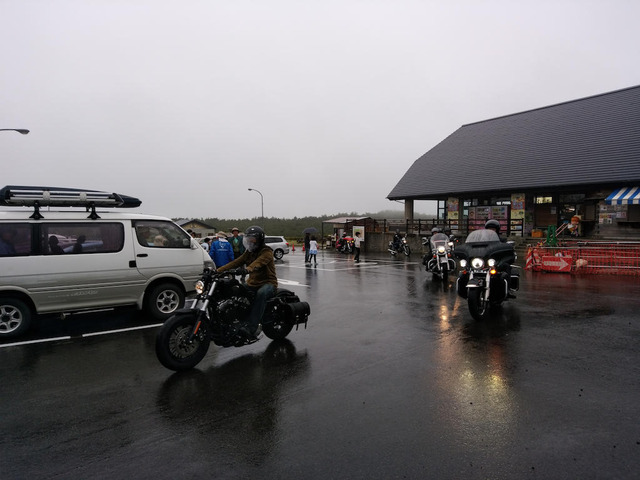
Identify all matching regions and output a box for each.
[526,242,640,276]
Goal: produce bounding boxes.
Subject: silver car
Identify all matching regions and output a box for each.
[264,235,290,260]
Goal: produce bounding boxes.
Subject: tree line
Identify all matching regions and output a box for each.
[192,210,435,242]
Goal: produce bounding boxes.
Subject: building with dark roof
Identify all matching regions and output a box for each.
[388,85,640,238]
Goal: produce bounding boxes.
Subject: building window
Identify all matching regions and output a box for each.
[535,196,553,204]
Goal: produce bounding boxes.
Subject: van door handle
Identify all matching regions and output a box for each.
[137,253,148,258]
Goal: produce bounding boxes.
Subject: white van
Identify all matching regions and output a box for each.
[0,186,214,338]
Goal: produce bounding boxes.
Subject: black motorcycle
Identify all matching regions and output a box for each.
[422,233,456,280]
[156,268,310,371]
[454,230,519,321]
[388,235,411,256]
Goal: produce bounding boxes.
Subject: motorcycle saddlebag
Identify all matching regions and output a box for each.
[285,301,311,326]
[273,291,311,327]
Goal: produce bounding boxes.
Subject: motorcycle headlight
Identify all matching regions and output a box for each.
[488,258,496,267]
[437,246,446,254]
[195,280,205,295]
[448,242,454,247]
[471,258,484,269]
[459,259,467,268]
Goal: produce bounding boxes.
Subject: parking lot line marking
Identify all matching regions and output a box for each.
[82,323,163,337]
[0,336,72,348]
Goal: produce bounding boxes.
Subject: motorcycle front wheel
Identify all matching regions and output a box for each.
[156,313,211,371]
[440,264,449,281]
[403,245,411,256]
[467,288,490,321]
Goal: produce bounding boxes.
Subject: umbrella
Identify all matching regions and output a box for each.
[302,227,318,235]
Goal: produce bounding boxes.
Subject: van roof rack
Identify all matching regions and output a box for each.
[0,185,142,219]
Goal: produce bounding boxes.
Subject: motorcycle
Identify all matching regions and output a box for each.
[336,236,354,254]
[156,268,310,371]
[454,229,519,321]
[422,233,456,280]
[388,235,411,256]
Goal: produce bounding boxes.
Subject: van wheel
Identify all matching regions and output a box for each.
[274,249,284,260]
[0,298,32,338]
[146,283,185,320]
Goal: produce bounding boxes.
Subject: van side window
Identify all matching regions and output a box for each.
[134,220,191,248]
[41,223,124,254]
[0,224,31,256]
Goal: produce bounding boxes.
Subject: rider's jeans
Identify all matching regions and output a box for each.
[248,283,276,333]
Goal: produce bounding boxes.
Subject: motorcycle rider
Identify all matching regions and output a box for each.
[483,219,518,296]
[426,227,441,256]
[392,229,403,251]
[484,219,506,242]
[216,226,277,340]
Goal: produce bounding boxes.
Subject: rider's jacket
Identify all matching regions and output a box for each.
[217,245,278,288]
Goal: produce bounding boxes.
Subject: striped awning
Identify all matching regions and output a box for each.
[605,186,640,205]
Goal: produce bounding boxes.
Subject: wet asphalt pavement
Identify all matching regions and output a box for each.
[1,250,639,479]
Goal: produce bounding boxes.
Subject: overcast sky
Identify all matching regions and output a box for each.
[3,0,639,219]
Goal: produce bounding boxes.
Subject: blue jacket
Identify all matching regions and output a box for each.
[209,239,234,268]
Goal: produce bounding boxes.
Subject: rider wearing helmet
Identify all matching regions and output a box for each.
[425,227,443,258]
[217,226,277,339]
[483,219,517,294]
[484,219,506,242]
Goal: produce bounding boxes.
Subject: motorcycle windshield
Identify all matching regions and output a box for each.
[430,233,450,249]
[465,229,500,243]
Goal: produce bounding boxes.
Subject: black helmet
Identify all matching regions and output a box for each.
[431,227,441,234]
[243,225,265,252]
[485,219,501,233]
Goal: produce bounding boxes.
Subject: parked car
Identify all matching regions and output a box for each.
[0,185,214,338]
[264,235,290,259]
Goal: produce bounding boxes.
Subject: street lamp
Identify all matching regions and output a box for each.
[0,129,29,134]
[248,188,264,220]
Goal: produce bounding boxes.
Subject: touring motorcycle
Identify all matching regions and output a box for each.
[156,268,310,371]
[388,235,411,256]
[454,229,519,321]
[422,232,456,280]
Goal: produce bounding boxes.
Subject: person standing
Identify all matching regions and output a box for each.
[308,235,318,266]
[209,232,234,268]
[229,227,245,259]
[304,232,311,264]
[354,231,363,263]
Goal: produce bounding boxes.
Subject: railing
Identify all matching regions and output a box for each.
[367,218,524,237]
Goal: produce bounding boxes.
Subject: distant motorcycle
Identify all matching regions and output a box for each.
[422,232,456,280]
[388,235,411,256]
[454,230,519,321]
[156,268,310,371]
[336,236,354,254]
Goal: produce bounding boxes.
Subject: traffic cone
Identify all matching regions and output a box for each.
[525,248,533,270]
[292,244,295,251]
[532,248,542,271]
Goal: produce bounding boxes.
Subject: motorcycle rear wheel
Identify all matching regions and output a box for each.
[262,294,295,340]
[156,313,210,371]
[467,288,490,321]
